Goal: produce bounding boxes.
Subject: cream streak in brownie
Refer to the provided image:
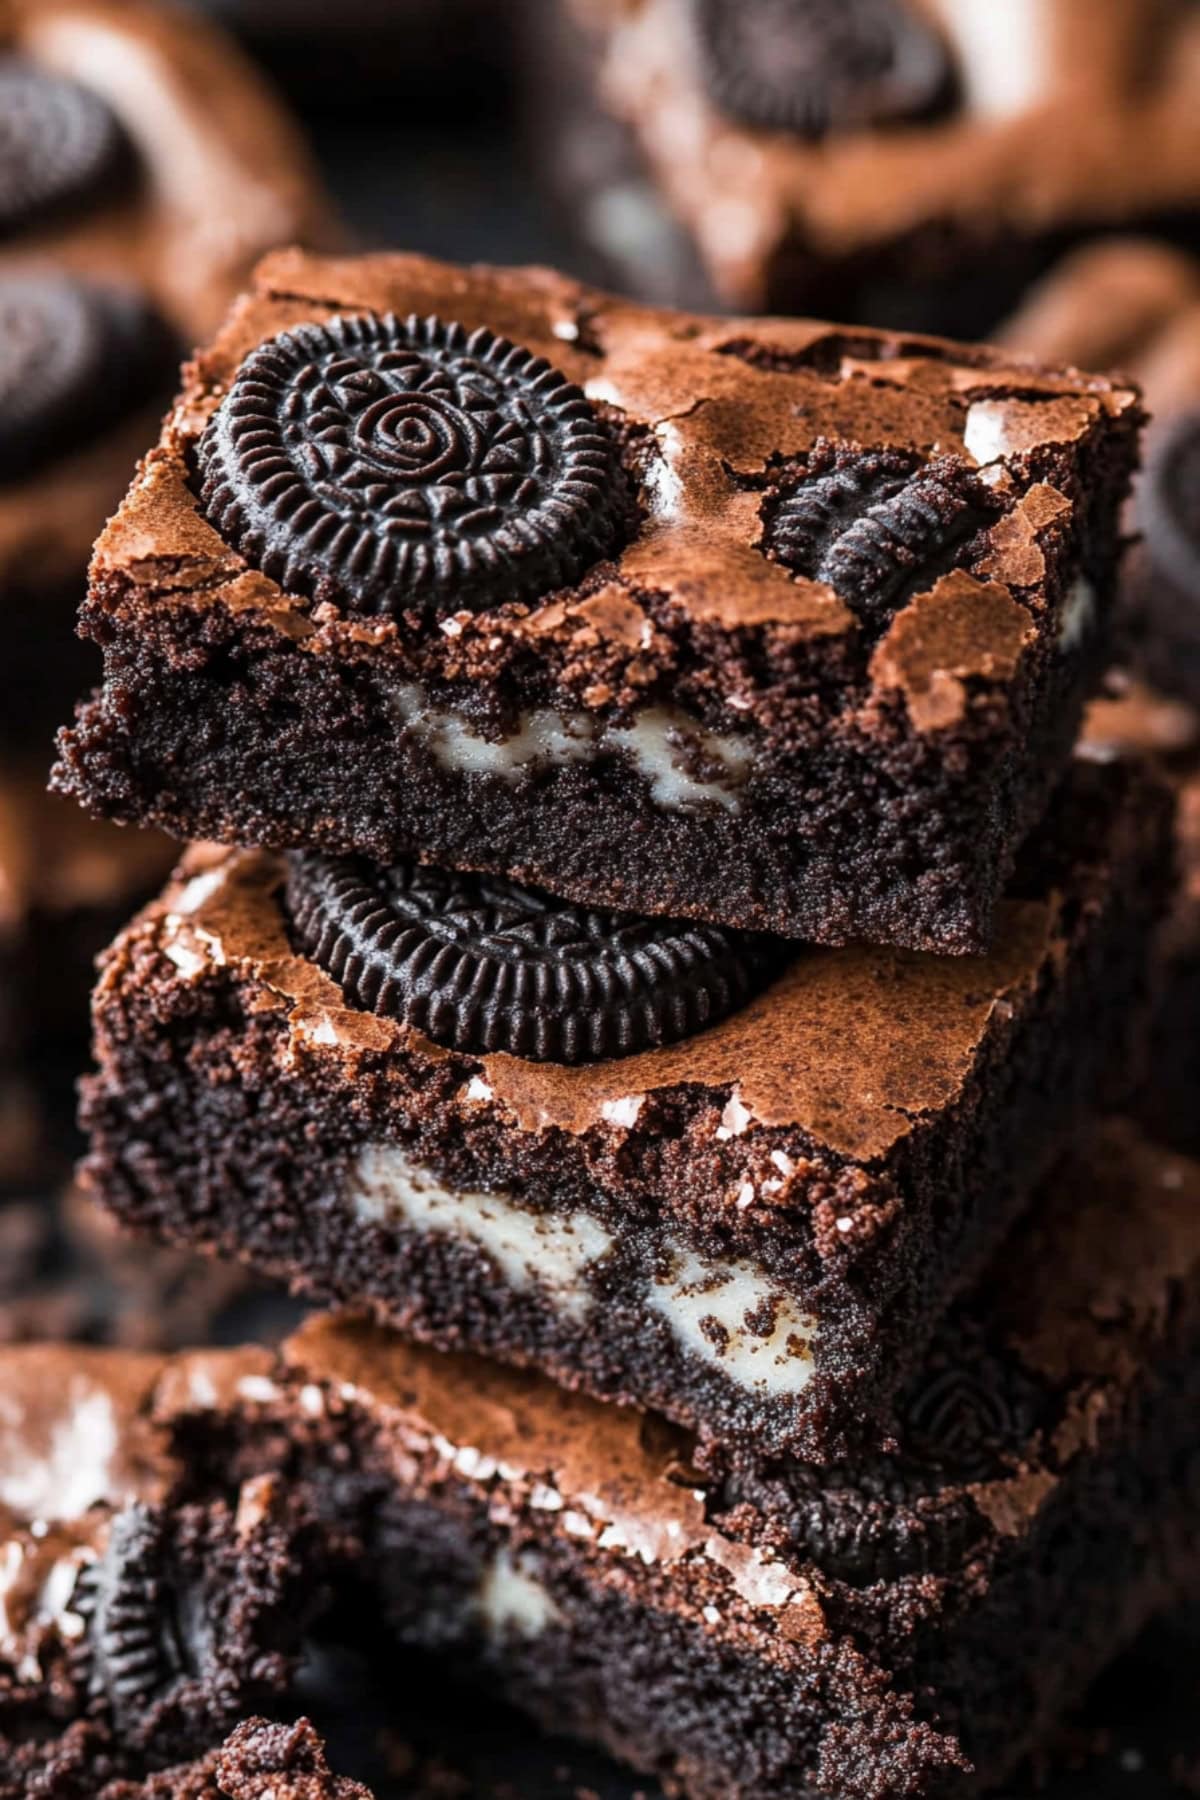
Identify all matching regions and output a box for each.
[80,752,1172,1464]
[53,248,1142,952]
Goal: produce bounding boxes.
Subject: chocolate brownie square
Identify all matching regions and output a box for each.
[533,0,1200,335]
[0,1341,321,1796]
[1001,238,1200,707]
[79,750,1172,1463]
[0,0,332,738]
[55,249,1142,952]
[219,1119,1200,1800]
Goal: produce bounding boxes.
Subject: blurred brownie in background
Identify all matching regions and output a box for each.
[1001,238,1200,707]
[532,0,1200,334]
[0,773,174,1061]
[1085,674,1200,1160]
[0,0,333,739]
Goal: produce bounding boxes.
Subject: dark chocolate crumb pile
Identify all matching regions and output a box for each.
[763,443,994,629]
[285,851,782,1063]
[0,272,176,479]
[0,57,126,235]
[197,312,627,617]
[1142,408,1200,605]
[690,0,953,138]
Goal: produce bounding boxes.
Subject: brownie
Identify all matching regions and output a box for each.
[0,768,175,1062]
[0,0,332,738]
[79,750,1172,1464]
[53,248,1143,953]
[532,0,1200,336]
[93,1717,373,1800]
[1084,674,1200,1157]
[0,1341,322,1797]
[1001,238,1200,706]
[206,1118,1200,1800]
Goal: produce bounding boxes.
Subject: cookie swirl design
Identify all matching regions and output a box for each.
[904,1362,1035,1478]
[0,58,125,235]
[197,311,626,616]
[285,852,780,1063]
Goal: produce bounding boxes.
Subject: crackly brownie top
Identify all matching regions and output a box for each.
[282,1119,1200,1597]
[93,247,1138,738]
[0,0,328,584]
[573,0,1200,304]
[119,752,1155,1158]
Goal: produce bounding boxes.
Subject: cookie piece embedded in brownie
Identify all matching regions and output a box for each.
[214,1118,1200,1800]
[531,0,1200,335]
[54,248,1142,952]
[0,1342,320,1794]
[80,751,1173,1465]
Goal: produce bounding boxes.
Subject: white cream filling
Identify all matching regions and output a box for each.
[348,1146,613,1319]
[392,684,753,813]
[648,1246,818,1398]
[478,1550,561,1639]
[1058,575,1097,651]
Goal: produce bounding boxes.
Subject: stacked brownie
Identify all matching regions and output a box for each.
[50,247,1194,1794]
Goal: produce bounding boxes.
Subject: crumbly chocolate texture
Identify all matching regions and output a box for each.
[0,1342,322,1798]
[55,249,1141,951]
[1084,674,1200,1158]
[1001,239,1200,706]
[80,753,1173,1463]
[202,1119,1200,1800]
[538,0,1200,332]
[97,1717,373,1800]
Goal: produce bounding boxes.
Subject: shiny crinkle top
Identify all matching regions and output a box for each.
[96,248,1139,733]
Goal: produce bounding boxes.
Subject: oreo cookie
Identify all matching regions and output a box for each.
[0,58,126,235]
[902,1354,1040,1481]
[1141,408,1200,607]
[0,272,175,479]
[71,1502,193,1732]
[285,852,779,1063]
[764,444,992,629]
[691,0,953,139]
[196,311,626,617]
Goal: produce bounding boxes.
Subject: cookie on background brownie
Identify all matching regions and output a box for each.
[528,0,1200,333]
[54,248,1142,953]
[0,0,333,737]
[79,751,1172,1464]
